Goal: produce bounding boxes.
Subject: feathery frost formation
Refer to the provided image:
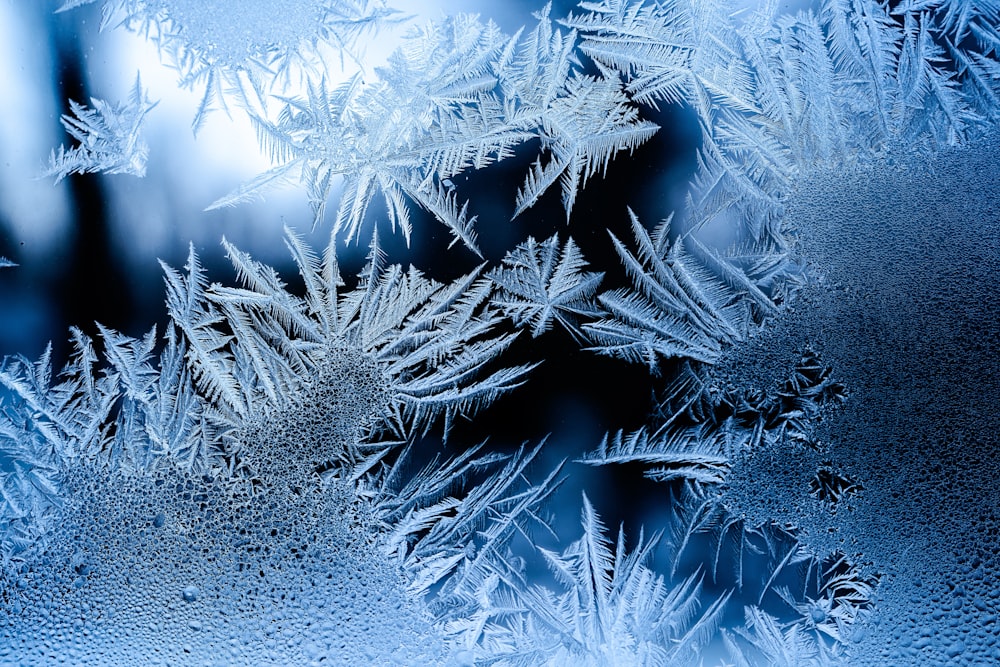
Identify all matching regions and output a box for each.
[56,0,405,133]
[206,7,659,254]
[7,0,1000,664]
[43,74,157,182]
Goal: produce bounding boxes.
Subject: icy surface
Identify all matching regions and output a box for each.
[717,135,1000,665]
[2,1,1000,665]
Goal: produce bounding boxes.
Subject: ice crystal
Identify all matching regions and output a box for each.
[6,0,1000,664]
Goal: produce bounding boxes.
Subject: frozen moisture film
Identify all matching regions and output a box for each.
[1,1,998,665]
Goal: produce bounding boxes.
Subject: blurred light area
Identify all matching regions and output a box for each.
[75,0,535,270]
[0,1,71,262]
[0,0,574,278]
[414,0,553,32]
[86,22,312,271]
[0,0,718,282]
[0,0,699,355]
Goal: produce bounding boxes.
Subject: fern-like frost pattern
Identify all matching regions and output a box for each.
[44,74,156,182]
[6,0,1000,665]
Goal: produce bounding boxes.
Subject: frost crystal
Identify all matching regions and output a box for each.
[0,231,546,663]
[488,233,604,340]
[43,74,156,182]
[8,0,1000,665]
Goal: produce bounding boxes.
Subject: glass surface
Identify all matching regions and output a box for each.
[0,2,998,665]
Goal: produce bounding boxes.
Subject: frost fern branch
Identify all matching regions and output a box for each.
[43,74,156,182]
